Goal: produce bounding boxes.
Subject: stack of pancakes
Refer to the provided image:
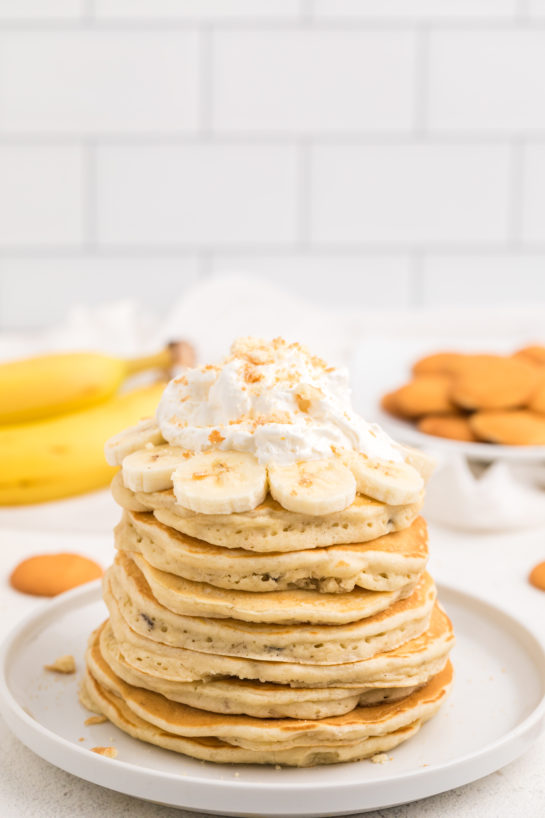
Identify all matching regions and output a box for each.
[81,447,454,767]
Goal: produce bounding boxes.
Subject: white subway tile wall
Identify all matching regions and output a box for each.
[0,32,201,134]
[0,1,84,20]
[429,31,545,132]
[522,145,545,243]
[212,30,417,133]
[93,1,303,21]
[209,255,413,308]
[0,146,84,248]
[310,144,511,244]
[96,144,299,247]
[0,0,544,329]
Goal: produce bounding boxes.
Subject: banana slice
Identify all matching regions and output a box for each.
[172,451,267,514]
[105,418,164,466]
[122,444,188,493]
[342,450,423,505]
[395,443,436,483]
[267,459,356,516]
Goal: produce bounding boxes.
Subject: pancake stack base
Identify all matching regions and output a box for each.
[81,494,454,766]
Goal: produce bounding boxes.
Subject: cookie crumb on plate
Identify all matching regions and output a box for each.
[91,746,117,758]
[84,715,108,726]
[44,654,76,674]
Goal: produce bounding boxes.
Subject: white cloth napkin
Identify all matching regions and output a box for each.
[423,454,545,532]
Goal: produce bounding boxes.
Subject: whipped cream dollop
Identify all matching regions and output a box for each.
[156,337,402,465]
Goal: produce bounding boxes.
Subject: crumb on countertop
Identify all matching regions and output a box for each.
[84,715,108,726]
[91,746,117,759]
[44,654,76,674]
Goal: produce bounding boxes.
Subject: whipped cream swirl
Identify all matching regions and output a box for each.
[156,337,401,465]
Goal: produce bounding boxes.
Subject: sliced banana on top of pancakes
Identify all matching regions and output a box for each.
[118,443,425,516]
[340,450,424,506]
[267,458,356,516]
[105,418,165,466]
[172,450,268,514]
[122,444,189,493]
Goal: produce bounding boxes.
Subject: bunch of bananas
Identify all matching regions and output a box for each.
[0,344,194,505]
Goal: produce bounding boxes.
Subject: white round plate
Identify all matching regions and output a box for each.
[1,581,544,818]
[376,410,545,463]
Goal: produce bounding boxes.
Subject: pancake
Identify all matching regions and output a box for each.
[122,551,418,626]
[111,472,423,553]
[107,599,453,689]
[82,669,422,766]
[82,631,452,764]
[99,619,446,719]
[117,511,429,594]
[104,560,436,665]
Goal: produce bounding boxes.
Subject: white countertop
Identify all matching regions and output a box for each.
[1,489,544,818]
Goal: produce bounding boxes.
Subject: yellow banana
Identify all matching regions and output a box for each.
[0,342,194,424]
[0,382,165,505]
[0,466,117,506]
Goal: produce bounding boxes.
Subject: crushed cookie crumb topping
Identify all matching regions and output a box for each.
[155,335,402,465]
[243,363,264,384]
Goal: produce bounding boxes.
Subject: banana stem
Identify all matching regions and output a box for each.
[124,341,196,376]
[124,348,172,375]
